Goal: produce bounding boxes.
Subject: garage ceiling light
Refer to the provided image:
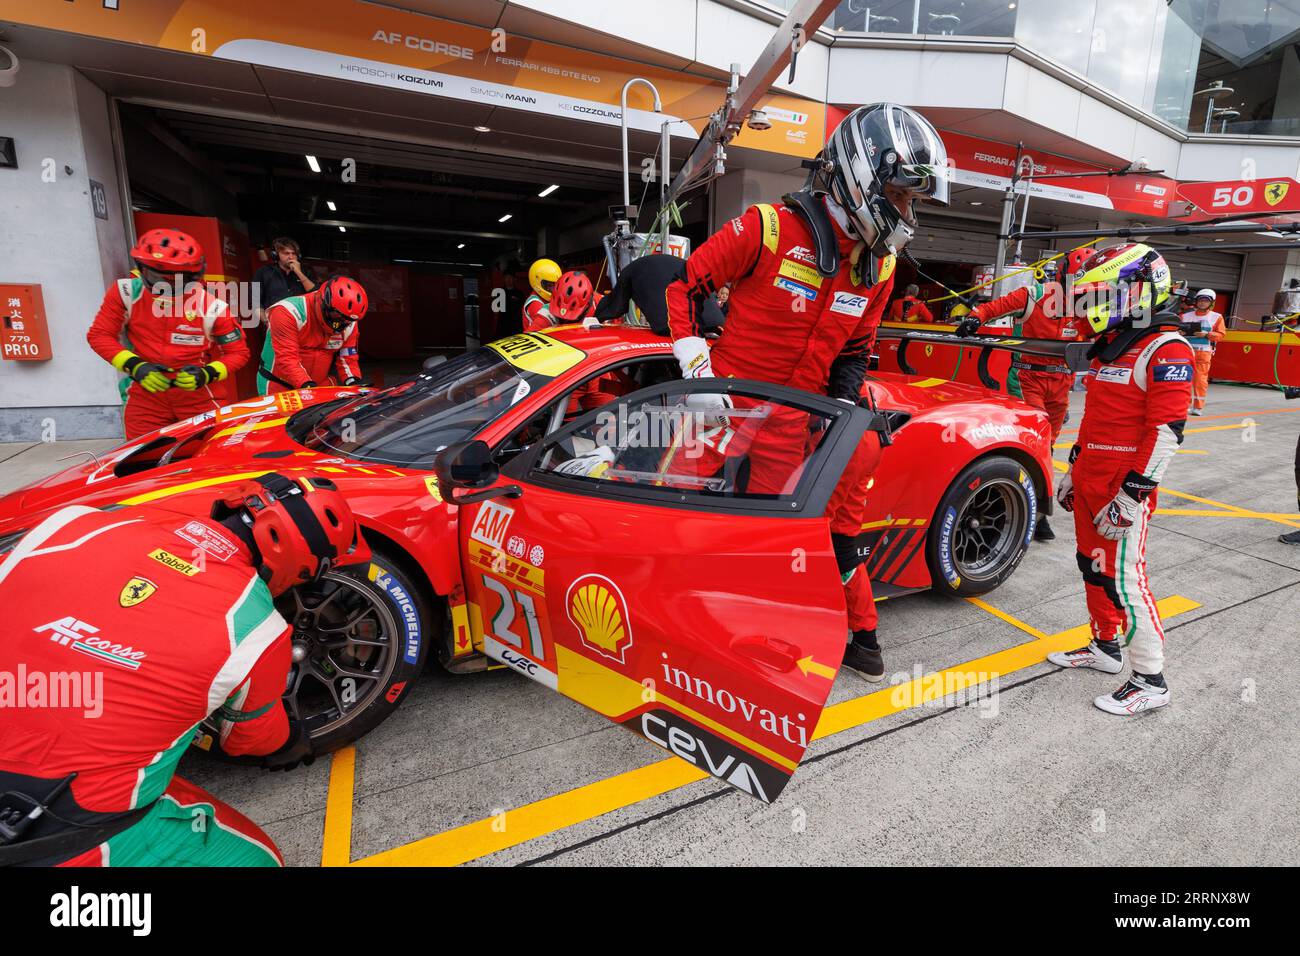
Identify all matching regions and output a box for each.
[457,243,466,249]
[474,125,491,133]
[498,213,513,223]
[338,225,346,233]
[538,184,559,197]
[306,154,321,173]
[326,200,337,211]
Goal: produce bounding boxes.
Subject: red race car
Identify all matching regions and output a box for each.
[0,326,1054,801]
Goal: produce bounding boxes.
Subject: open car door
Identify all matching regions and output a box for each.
[458,378,873,802]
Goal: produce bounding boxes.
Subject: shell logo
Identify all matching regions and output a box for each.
[566,574,634,663]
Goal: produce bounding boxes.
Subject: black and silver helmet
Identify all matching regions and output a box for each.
[820,103,950,257]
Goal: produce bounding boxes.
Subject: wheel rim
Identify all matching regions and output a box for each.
[950,477,1029,583]
[278,570,401,740]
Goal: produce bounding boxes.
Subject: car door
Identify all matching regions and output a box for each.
[459,377,871,802]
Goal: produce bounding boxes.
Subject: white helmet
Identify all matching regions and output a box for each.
[820,103,950,257]
[1195,288,1216,302]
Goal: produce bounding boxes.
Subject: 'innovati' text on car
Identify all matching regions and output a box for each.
[0,325,1054,801]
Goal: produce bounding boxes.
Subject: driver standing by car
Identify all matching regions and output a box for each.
[258,275,369,394]
[665,102,950,681]
[0,473,367,866]
[1047,244,1191,715]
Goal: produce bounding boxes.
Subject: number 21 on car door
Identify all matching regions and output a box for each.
[463,498,557,688]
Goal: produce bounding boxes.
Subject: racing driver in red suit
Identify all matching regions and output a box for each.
[87,228,249,440]
[964,247,1098,541]
[1046,243,1192,715]
[0,473,368,866]
[665,103,951,680]
[258,276,369,394]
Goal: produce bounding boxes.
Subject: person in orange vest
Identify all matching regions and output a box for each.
[888,283,933,323]
[1180,289,1226,416]
[87,228,249,440]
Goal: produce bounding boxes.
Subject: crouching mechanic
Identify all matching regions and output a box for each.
[87,228,249,439]
[0,473,368,866]
[1046,243,1192,715]
[665,102,950,680]
[259,275,369,394]
[962,248,1098,541]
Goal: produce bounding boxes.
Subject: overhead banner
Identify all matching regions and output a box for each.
[1,0,823,158]
[1177,178,1300,218]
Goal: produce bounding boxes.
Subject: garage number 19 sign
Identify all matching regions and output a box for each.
[1,284,54,361]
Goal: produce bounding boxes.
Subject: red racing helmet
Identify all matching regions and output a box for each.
[131,228,205,276]
[217,473,370,595]
[1063,247,1099,285]
[321,276,369,327]
[550,270,594,322]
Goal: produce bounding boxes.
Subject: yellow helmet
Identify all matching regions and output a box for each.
[1071,242,1171,335]
[528,258,562,302]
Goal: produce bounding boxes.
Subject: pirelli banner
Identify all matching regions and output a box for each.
[4,0,824,158]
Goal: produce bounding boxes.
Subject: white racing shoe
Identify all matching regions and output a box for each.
[1046,640,1124,674]
[1094,673,1170,716]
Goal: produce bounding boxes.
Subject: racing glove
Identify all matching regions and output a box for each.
[341,376,369,387]
[116,352,172,393]
[1056,444,1080,512]
[672,335,714,380]
[1094,471,1156,542]
[173,361,227,390]
[955,316,982,338]
[300,380,318,389]
[685,390,733,428]
[554,445,616,478]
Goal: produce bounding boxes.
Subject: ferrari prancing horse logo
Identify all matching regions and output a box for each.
[1265,181,1290,207]
[120,576,158,608]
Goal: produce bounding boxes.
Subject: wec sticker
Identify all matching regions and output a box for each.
[1152,362,1192,382]
[169,333,205,346]
[829,292,869,317]
[1095,365,1132,385]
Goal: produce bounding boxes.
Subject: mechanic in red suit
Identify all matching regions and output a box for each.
[87,228,249,440]
[1046,243,1192,715]
[665,103,950,681]
[258,276,369,394]
[527,269,603,330]
[964,247,1098,541]
[0,473,368,866]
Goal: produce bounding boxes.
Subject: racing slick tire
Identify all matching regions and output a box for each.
[926,455,1036,598]
[196,547,431,770]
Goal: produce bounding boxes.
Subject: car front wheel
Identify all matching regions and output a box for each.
[926,455,1037,597]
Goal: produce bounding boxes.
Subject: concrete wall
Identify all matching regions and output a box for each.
[710,166,807,225]
[0,60,127,441]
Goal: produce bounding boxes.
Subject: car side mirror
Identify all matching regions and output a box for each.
[434,440,498,489]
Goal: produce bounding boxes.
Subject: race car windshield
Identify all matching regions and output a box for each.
[294,349,551,467]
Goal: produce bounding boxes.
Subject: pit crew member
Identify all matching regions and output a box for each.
[0,473,368,866]
[964,248,1098,541]
[523,258,561,330]
[258,275,369,394]
[595,253,725,336]
[887,283,933,323]
[1180,288,1225,416]
[86,228,249,439]
[665,102,950,681]
[1046,243,1192,715]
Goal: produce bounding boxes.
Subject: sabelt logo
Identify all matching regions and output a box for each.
[372,30,474,60]
[566,573,633,663]
[149,548,198,576]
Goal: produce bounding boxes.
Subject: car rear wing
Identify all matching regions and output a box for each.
[875,327,1093,392]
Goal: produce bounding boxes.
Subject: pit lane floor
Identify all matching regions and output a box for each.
[3,382,1298,867]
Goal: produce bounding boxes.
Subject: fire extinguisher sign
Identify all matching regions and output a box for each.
[1,284,54,361]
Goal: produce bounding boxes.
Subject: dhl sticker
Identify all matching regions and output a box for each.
[467,539,544,595]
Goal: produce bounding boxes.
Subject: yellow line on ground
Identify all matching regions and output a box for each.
[1176,449,1209,454]
[1156,508,1300,520]
[964,596,1049,641]
[1183,422,1249,434]
[348,596,1199,867]
[1160,488,1300,529]
[321,746,357,867]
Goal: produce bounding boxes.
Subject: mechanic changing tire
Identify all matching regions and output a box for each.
[197,547,430,770]
[927,455,1037,597]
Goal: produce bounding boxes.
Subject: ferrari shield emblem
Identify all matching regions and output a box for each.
[1242,344,1252,354]
[120,576,158,608]
[1265,181,1289,207]
[925,344,935,357]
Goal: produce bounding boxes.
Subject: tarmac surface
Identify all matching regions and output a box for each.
[2,382,1298,866]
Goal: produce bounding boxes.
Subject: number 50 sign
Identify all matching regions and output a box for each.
[1178,178,1299,216]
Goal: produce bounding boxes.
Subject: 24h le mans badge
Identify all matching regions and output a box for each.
[119,576,158,608]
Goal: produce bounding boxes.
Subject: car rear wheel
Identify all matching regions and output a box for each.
[198,548,431,769]
[926,455,1037,597]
